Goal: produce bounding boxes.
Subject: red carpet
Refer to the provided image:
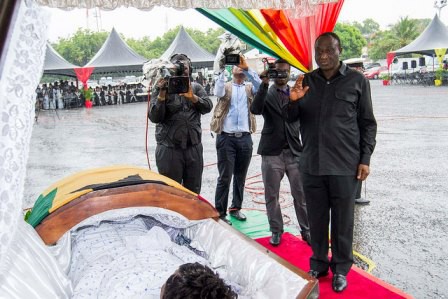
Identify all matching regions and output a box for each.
[255,233,413,299]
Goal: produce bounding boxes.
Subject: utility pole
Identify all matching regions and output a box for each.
[93,8,102,32]
[86,8,89,29]
[164,9,168,33]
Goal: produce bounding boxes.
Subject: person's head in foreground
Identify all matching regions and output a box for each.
[160,262,238,299]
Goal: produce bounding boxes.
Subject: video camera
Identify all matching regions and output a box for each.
[263,58,289,79]
[224,54,240,65]
[160,60,190,94]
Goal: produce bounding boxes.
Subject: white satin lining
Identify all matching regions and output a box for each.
[0,220,73,298]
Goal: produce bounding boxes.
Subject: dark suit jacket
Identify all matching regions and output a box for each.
[250,83,302,157]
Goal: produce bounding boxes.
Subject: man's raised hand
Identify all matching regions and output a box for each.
[237,55,249,71]
[289,74,309,102]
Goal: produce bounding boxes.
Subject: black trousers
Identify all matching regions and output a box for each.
[301,173,358,275]
[214,134,253,217]
[155,143,203,194]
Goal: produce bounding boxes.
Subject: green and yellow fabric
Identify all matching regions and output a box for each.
[26,165,196,227]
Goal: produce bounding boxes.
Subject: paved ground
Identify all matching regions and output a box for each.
[25,80,448,298]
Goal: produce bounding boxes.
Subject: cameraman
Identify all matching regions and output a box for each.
[149,53,213,194]
[210,55,261,225]
[250,58,310,246]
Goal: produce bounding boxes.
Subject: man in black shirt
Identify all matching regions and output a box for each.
[286,32,377,292]
[149,54,212,193]
[250,59,310,247]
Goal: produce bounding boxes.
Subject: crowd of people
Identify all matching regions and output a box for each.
[35,80,148,111]
[149,32,377,295]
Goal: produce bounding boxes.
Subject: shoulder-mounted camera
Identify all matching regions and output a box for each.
[160,60,190,94]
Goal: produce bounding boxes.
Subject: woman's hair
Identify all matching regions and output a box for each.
[161,263,238,299]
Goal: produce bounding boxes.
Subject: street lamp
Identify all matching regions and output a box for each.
[434,0,447,17]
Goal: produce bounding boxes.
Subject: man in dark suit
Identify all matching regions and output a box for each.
[250,58,310,247]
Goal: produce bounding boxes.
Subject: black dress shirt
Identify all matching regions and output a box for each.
[286,63,377,176]
[149,82,212,149]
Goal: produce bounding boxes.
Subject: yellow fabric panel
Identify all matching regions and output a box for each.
[47,165,197,213]
[247,10,309,72]
[243,9,307,71]
[435,48,447,65]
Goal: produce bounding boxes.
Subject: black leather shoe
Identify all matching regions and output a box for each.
[332,274,347,292]
[301,231,311,246]
[229,210,246,221]
[308,269,329,279]
[219,216,232,225]
[269,232,282,246]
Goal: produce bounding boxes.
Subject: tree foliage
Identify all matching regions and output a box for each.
[333,23,366,60]
[352,18,380,38]
[52,26,225,66]
[53,28,109,66]
[368,17,423,60]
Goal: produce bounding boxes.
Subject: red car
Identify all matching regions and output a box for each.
[363,66,388,79]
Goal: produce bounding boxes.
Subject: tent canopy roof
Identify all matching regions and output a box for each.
[160,26,215,68]
[392,14,448,56]
[85,28,148,73]
[43,43,79,77]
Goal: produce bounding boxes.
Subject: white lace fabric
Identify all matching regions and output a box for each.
[36,0,296,9]
[0,0,48,275]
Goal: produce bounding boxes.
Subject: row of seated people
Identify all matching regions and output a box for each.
[36,85,148,109]
[90,86,148,106]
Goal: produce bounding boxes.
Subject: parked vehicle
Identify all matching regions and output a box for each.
[364,66,388,79]
[364,62,381,70]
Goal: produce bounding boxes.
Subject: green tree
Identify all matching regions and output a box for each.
[353,18,380,37]
[186,27,225,54]
[333,23,366,60]
[368,17,422,60]
[368,31,397,60]
[125,26,225,60]
[352,18,380,48]
[415,18,431,33]
[392,17,420,49]
[53,28,109,66]
[52,26,225,65]
[126,36,153,59]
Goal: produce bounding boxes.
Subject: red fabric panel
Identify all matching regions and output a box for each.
[74,67,95,90]
[316,0,345,34]
[387,52,396,68]
[261,9,311,71]
[255,233,411,299]
[287,0,344,71]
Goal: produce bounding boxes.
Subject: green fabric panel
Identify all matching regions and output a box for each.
[26,188,58,227]
[196,8,279,60]
[228,210,299,239]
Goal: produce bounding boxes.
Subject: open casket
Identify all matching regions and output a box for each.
[5,166,318,298]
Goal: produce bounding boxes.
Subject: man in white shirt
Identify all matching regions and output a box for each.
[210,55,261,225]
